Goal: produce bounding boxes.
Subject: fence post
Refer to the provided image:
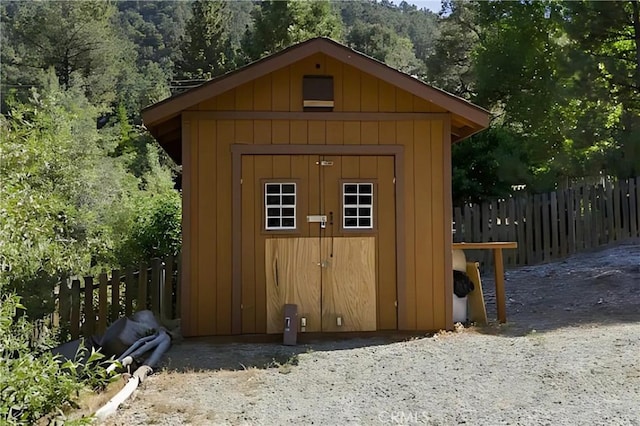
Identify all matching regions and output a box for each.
[150,258,161,316]
[125,267,135,317]
[58,277,70,332]
[164,256,175,320]
[557,189,567,258]
[613,181,621,241]
[541,193,551,262]
[550,191,559,261]
[137,261,148,311]
[97,272,108,334]
[83,276,94,336]
[176,253,182,319]
[70,279,80,339]
[111,269,120,322]
[621,178,631,240]
[630,178,638,238]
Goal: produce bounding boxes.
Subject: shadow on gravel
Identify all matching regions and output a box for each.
[472,242,640,337]
[159,335,413,372]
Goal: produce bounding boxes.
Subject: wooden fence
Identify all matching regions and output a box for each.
[453,176,640,269]
[56,256,180,339]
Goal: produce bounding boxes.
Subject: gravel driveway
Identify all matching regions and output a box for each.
[105,241,640,425]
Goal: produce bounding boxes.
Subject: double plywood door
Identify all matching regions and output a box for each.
[241,155,397,334]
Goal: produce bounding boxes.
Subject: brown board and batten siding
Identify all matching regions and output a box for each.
[145,38,489,337]
[181,54,450,336]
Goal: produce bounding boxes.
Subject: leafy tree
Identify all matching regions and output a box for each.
[346,22,423,75]
[1,1,130,109]
[562,0,640,178]
[425,0,479,98]
[242,0,344,61]
[175,0,235,80]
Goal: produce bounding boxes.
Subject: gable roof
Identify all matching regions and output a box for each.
[143,37,490,164]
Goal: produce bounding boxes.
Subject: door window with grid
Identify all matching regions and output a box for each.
[265,183,296,230]
[343,183,373,229]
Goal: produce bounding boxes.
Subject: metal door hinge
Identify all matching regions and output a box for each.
[393,177,396,184]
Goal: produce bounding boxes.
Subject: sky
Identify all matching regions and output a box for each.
[407,1,442,13]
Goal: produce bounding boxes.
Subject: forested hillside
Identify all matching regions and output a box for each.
[1,0,639,311]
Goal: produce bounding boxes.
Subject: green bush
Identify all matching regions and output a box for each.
[0,291,117,425]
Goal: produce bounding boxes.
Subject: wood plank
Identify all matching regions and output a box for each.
[266,238,321,333]
[98,272,108,334]
[454,207,463,243]
[582,185,592,249]
[216,121,234,334]
[376,156,397,330]
[111,269,120,322]
[525,195,534,264]
[557,189,567,257]
[361,122,379,145]
[272,120,290,144]
[472,203,481,243]
[59,278,70,329]
[326,121,343,145]
[253,74,272,111]
[271,67,290,111]
[378,81,396,112]
[308,121,326,145]
[83,276,94,336]
[253,156,273,333]
[594,185,604,245]
[567,190,576,254]
[541,193,551,262]
[360,72,379,112]
[429,120,445,330]
[164,258,174,320]
[241,155,257,333]
[507,198,518,266]
[498,199,508,264]
[325,57,343,111]
[342,122,360,177]
[175,253,182,319]
[198,120,216,335]
[321,237,376,332]
[342,64,361,111]
[629,178,638,237]
[398,120,416,329]
[150,258,161,316]
[290,121,308,144]
[125,267,134,317]
[254,120,272,144]
[605,181,614,243]
[70,279,80,339]
[396,88,413,112]
[550,192,559,261]
[613,181,621,241]
[533,194,542,263]
[138,262,148,311]
[235,82,253,111]
[516,197,527,265]
[620,179,631,239]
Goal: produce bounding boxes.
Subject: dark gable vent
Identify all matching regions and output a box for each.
[303,75,334,111]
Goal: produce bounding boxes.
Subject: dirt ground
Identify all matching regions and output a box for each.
[104,240,640,425]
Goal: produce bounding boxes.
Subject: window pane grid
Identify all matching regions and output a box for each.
[265,183,296,230]
[343,183,373,229]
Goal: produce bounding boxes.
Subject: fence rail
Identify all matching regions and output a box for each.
[453,176,640,269]
[56,255,180,339]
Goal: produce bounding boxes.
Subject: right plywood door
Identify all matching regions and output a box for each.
[319,155,397,332]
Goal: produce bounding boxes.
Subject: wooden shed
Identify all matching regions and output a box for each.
[142,38,490,337]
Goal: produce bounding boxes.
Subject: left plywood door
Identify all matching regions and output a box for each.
[241,155,322,334]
